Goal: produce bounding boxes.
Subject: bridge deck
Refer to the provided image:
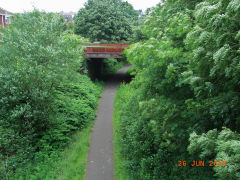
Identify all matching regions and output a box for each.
[84,43,130,59]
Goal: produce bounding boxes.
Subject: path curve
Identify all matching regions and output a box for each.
[85,65,131,180]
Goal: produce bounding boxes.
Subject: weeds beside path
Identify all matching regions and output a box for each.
[113,85,134,180]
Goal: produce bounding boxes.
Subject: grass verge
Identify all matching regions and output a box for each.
[113,84,134,180]
[50,120,94,180]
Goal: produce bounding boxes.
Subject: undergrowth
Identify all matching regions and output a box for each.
[0,10,103,179]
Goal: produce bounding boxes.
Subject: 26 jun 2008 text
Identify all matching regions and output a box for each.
[178,160,226,167]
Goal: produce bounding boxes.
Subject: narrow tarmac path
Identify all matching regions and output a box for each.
[85,65,131,180]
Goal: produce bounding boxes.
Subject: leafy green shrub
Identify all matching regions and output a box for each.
[8,76,103,179]
[0,10,102,178]
[48,74,102,148]
[188,128,240,179]
[116,0,240,179]
[183,0,240,131]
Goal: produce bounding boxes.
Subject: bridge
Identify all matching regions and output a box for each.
[84,43,130,59]
[84,43,130,79]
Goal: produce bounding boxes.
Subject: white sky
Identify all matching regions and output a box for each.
[1,0,161,13]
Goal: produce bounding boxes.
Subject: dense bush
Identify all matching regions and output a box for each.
[0,11,102,178]
[74,0,138,42]
[188,128,240,179]
[116,0,240,179]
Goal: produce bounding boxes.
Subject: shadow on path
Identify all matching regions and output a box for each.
[101,67,132,84]
[85,64,131,180]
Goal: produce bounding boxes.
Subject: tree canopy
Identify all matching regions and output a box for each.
[74,0,138,42]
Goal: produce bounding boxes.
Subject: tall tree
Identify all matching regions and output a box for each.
[74,0,138,42]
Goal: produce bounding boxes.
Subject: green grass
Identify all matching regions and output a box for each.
[113,85,134,180]
[50,120,94,180]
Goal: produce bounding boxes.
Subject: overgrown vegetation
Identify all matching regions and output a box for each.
[116,0,240,179]
[103,58,128,74]
[113,84,134,180]
[11,120,96,180]
[0,11,103,179]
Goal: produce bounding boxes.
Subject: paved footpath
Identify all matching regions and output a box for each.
[85,65,131,180]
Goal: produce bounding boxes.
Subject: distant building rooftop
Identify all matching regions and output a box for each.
[0,7,13,15]
[0,7,13,27]
[59,11,76,23]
